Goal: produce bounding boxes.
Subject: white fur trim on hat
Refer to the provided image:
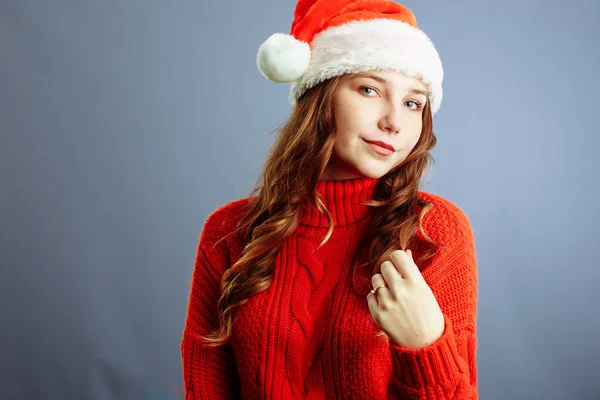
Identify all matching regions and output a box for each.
[257,33,311,83]
[289,19,444,114]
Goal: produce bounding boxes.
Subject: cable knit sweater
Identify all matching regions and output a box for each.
[181,176,478,399]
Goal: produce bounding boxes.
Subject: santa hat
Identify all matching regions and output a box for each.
[256,0,444,114]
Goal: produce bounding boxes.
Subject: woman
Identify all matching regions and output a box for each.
[181,0,478,398]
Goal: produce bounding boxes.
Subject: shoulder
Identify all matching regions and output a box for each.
[197,196,256,251]
[202,196,254,234]
[416,190,475,245]
[194,196,256,274]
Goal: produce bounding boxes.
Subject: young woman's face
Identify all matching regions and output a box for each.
[321,70,428,181]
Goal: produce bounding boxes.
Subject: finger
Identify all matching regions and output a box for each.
[390,249,420,281]
[380,260,403,293]
[371,273,391,303]
[367,290,378,313]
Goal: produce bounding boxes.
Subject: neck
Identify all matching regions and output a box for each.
[299,175,380,228]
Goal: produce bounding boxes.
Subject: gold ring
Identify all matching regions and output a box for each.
[370,284,386,295]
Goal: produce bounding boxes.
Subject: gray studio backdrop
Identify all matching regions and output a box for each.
[1,1,599,399]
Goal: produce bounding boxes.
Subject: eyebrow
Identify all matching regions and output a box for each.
[353,72,429,97]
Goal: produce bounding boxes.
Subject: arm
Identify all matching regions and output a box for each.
[387,209,479,399]
[181,209,241,399]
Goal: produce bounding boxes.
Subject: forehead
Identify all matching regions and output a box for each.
[347,70,428,93]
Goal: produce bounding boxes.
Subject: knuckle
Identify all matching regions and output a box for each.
[392,249,404,258]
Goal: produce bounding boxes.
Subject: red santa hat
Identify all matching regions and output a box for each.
[256,0,444,114]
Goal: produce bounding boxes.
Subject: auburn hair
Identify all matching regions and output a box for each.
[201,73,443,346]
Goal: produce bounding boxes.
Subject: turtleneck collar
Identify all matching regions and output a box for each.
[299,175,380,228]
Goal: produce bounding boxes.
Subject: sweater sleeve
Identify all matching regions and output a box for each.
[181,207,241,399]
[387,205,479,399]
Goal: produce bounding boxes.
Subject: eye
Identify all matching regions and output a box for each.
[405,100,423,111]
[359,86,378,97]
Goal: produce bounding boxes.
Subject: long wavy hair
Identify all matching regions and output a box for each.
[201,72,443,346]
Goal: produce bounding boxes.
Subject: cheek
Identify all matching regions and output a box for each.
[394,130,422,161]
[411,132,422,147]
[334,104,356,131]
[408,122,423,145]
[404,137,420,155]
[334,109,362,144]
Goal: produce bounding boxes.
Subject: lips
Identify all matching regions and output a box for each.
[363,139,395,152]
[364,139,395,156]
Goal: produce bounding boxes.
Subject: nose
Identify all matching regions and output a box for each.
[378,103,403,134]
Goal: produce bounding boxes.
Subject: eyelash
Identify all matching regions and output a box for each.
[359,85,423,110]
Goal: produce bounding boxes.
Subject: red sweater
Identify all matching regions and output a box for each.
[181,176,478,399]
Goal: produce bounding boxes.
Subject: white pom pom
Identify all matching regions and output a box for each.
[256,33,311,83]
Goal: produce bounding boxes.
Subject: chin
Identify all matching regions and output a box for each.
[357,166,389,179]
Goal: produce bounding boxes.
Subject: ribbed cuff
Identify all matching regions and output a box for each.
[389,314,466,390]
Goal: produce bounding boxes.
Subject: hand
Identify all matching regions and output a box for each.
[367,249,445,349]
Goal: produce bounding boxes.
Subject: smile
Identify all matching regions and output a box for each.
[363,139,394,156]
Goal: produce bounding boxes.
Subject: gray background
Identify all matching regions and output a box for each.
[1,0,599,399]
